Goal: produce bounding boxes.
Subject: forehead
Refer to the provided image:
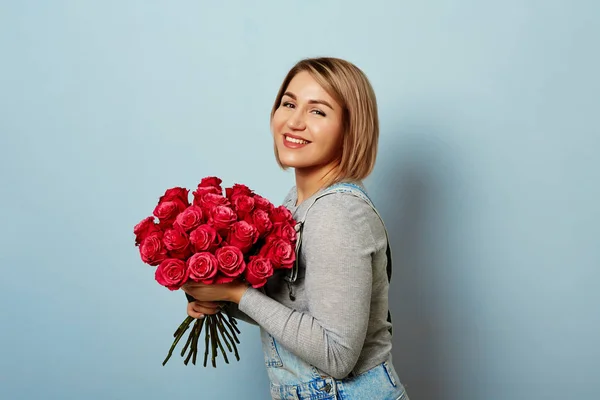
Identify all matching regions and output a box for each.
[286,72,328,96]
[284,71,339,107]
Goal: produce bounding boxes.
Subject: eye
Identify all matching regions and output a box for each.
[311,109,326,117]
[282,101,295,109]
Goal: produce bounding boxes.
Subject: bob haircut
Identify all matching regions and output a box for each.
[271,57,379,186]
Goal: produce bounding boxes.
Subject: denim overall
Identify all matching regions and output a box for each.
[261,182,409,400]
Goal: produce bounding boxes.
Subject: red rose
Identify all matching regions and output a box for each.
[198,176,223,190]
[251,209,273,237]
[175,205,204,232]
[260,236,296,269]
[215,245,246,278]
[153,200,186,228]
[232,195,255,219]
[163,228,190,259]
[189,224,221,252]
[209,206,237,234]
[227,221,259,253]
[155,258,189,290]
[187,252,219,284]
[245,257,274,288]
[226,183,253,200]
[271,222,297,243]
[271,205,294,223]
[133,216,161,246]
[192,186,221,206]
[139,233,168,266]
[253,195,274,213]
[198,193,230,210]
[159,187,190,207]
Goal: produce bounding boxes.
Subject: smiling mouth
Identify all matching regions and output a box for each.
[284,135,310,145]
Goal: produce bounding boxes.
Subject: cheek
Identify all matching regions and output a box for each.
[271,112,286,134]
[314,121,343,148]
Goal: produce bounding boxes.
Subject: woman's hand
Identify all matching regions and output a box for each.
[187,301,221,319]
[181,281,250,304]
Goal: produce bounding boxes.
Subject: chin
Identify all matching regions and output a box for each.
[279,158,304,169]
[276,149,299,168]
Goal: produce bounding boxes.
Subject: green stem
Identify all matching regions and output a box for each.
[216,314,238,361]
[163,317,192,366]
[215,316,232,353]
[173,316,194,338]
[210,316,218,368]
[218,312,240,344]
[180,320,196,358]
[184,319,201,365]
[192,317,204,365]
[226,312,241,334]
[213,317,229,364]
[216,315,239,361]
[203,317,210,368]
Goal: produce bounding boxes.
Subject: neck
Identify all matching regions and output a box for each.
[294,162,340,205]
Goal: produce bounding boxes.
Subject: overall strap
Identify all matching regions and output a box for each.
[286,182,394,335]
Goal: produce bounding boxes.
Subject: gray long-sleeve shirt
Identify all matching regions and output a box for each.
[236,184,393,379]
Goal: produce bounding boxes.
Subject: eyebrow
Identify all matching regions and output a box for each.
[283,91,334,110]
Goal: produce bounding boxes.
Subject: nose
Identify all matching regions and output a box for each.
[286,109,306,130]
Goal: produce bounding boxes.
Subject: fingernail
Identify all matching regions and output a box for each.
[198,314,205,319]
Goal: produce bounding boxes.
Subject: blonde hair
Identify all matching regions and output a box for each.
[271,57,379,186]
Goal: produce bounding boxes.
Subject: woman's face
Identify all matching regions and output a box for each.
[271,71,344,172]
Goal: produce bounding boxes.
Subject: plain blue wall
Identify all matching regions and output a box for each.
[1,1,598,399]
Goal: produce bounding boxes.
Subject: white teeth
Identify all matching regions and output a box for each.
[285,136,309,144]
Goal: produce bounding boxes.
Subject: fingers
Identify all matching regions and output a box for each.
[186,301,221,319]
[187,302,204,319]
[191,301,220,315]
[195,301,221,308]
[183,282,207,289]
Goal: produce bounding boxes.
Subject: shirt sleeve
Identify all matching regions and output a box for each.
[238,193,378,379]
[222,302,258,326]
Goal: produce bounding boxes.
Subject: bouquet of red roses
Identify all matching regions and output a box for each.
[133,177,296,367]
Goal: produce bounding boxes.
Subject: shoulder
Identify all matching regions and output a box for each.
[303,191,386,248]
[306,190,374,221]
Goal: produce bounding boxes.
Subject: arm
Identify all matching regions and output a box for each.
[222,301,258,326]
[238,194,376,379]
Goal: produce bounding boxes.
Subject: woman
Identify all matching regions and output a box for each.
[182,57,409,400]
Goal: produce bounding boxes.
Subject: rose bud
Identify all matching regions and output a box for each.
[260,236,296,269]
[253,195,275,213]
[187,252,219,284]
[271,222,297,243]
[227,221,259,253]
[225,183,253,200]
[251,209,273,237]
[209,205,237,235]
[158,187,190,207]
[134,216,161,246]
[215,245,246,278]
[198,192,230,211]
[139,233,168,266]
[198,176,223,191]
[270,205,294,224]
[192,186,221,206]
[245,257,274,288]
[174,205,204,232]
[232,195,255,219]
[163,228,190,259]
[153,200,185,228]
[155,258,189,290]
[189,224,221,252]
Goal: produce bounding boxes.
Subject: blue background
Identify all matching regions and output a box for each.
[1,1,598,399]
